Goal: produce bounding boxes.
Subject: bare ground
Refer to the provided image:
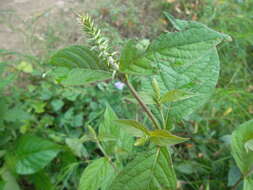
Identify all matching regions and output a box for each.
[0,0,103,53]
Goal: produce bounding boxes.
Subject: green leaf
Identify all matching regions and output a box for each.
[49,45,111,85]
[31,100,46,114]
[115,119,149,137]
[231,120,253,175]
[52,67,111,86]
[30,171,55,190]
[160,89,196,104]
[141,17,231,120]
[65,138,88,158]
[110,147,177,190]
[49,45,105,70]
[4,106,31,122]
[164,12,232,42]
[6,135,61,175]
[51,99,64,111]
[78,157,115,190]
[99,105,133,155]
[119,40,156,75]
[149,130,189,146]
[164,12,189,31]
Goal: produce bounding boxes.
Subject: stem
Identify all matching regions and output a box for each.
[93,133,117,170]
[124,75,160,129]
[159,105,166,129]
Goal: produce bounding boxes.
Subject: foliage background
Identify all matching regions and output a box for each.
[0,0,252,189]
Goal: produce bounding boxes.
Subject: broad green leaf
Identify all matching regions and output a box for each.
[119,40,156,75]
[164,12,232,41]
[160,89,196,104]
[52,67,111,86]
[78,157,115,190]
[110,147,177,190]
[115,119,149,137]
[49,45,111,85]
[141,16,231,120]
[231,120,253,175]
[6,135,61,175]
[49,45,105,70]
[99,105,133,155]
[149,130,189,146]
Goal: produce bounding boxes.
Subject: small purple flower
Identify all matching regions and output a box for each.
[114,81,125,90]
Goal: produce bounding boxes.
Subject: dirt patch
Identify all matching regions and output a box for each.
[0,0,164,56]
[0,0,100,52]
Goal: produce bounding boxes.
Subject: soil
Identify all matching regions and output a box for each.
[0,0,100,51]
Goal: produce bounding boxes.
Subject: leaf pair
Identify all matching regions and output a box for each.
[120,14,231,120]
[78,148,177,190]
[116,119,189,147]
[5,135,61,175]
[110,147,177,190]
[49,14,231,122]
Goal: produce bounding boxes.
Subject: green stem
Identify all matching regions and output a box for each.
[95,136,117,171]
[159,105,166,129]
[124,75,160,129]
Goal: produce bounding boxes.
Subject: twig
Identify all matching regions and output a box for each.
[95,136,117,171]
[124,75,160,129]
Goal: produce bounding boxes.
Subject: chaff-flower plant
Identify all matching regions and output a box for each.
[48,12,231,190]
